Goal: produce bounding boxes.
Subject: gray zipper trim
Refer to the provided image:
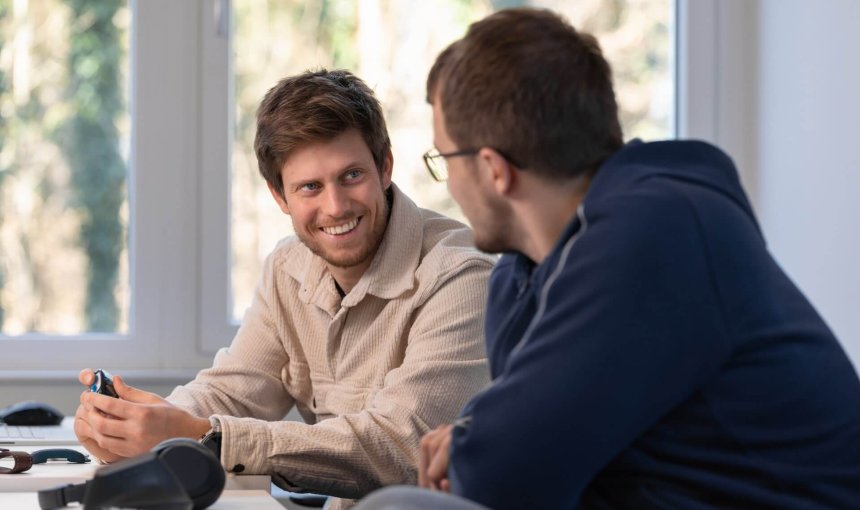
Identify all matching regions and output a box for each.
[507,203,589,363]
[456,204,589,429]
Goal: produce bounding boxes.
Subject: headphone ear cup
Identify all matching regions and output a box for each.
[154,438,226,510]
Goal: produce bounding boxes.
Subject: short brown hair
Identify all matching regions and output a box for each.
[427,8,623,181]
[255,69,391,197]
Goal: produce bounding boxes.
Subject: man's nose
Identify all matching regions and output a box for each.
[322,185,351,218]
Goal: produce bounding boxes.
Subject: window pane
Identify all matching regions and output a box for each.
[0,0,131,335]
[231,0,672,320]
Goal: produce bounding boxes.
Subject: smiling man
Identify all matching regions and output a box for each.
[74,70,494,508]
[267,128,392,294]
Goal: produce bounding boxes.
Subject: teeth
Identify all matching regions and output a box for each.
[322,218,359,235]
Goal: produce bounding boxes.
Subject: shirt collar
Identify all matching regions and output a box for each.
[292,183,423,312]
[343,183,423,306]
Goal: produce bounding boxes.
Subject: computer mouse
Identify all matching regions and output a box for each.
[0,401,64,426]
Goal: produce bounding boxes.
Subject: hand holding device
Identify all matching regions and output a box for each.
[76,370,212,461]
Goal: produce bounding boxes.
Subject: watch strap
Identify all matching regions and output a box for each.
[0,448,34,474]
[201,430,222,459]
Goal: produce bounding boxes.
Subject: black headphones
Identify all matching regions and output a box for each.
[38,438,225,510]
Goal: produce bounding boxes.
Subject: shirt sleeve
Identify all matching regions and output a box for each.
[166,249,295,422]
[449,195,733,509]
[216,260,492,499]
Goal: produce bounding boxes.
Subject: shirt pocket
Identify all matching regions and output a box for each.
[323,384,373,416]
[280,360,313,409]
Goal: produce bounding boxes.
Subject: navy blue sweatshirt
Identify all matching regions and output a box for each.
[449,140,860,509]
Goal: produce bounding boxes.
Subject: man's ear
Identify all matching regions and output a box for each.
[380,149,394,190]
[267,182,290,215]
[478,147,516,197]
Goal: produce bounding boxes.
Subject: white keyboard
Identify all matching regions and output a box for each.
[0,418,79,445]
[0,424,45,439]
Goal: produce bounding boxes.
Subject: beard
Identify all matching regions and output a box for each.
[296,189,392,270]
[474,218,513,254]
[469,194,515,255]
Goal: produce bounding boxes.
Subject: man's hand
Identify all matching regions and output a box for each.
[419,424,454,492]
[75,369,211,462]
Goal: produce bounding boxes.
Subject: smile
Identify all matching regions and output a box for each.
[321,217,360,236]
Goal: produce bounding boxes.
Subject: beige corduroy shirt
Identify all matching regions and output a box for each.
[167,185,494,504]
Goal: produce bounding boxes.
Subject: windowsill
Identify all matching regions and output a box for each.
[0,369,200,385]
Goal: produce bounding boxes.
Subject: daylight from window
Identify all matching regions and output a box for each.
[0,0,130,336]
[0,0,671,333]
[230,0,673,319]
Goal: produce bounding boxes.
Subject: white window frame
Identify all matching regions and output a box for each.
[199,0,239,352]
[676,0,757,199]
[0,1,216,372]
[2,0,753,374]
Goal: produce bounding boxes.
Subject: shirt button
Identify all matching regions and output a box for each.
[232,464,245,473]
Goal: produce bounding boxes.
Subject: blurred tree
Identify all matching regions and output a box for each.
[230,0,358,315]
[320,0,358,69]
[490,0,526,10]
[60,0,125,331]
[230,0,671,317]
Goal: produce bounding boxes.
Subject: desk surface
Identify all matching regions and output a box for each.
[0,444,270,492]
[0,489,283,509]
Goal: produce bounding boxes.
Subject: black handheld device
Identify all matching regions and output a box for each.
[90,369,118,398]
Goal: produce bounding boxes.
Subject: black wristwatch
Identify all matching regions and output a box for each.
[201,430,222,459]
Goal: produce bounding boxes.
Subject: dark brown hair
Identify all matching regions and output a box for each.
[427,8,623,181]
[255,69,391,197]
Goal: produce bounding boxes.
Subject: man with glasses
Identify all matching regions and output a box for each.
[74,69,494,509]
[358,7,860,510]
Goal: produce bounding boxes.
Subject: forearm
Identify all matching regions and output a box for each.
[216,406,424,499]
[167,348,294,421]
[215,357,487,498]
[167,379,293,422]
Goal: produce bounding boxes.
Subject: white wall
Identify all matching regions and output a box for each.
[753,0,860,366]
[681,0,860,370]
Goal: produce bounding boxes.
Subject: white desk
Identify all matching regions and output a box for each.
[0,489,284,509]
[0,444,271,492]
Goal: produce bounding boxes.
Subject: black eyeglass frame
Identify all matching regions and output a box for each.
[422,148,479,182]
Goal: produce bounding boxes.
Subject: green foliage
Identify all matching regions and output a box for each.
[319,0,358,69]
[60,0,126,331]
[490,0,527,10]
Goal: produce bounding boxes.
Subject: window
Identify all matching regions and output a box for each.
[3,0,732,371]
[226,0,675,325]
[1,1,219,371]
[0,1,130,336]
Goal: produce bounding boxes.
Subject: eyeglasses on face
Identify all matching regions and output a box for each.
[422,148,479,182]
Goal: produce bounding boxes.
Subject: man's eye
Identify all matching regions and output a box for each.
[301,182,320,192]
[345,169,362,180]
